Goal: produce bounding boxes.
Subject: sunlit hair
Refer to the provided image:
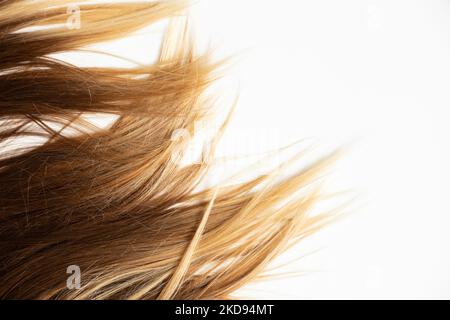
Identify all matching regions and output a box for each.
[0,0,338,299]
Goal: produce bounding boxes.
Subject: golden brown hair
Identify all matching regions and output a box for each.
[0,0,337,299]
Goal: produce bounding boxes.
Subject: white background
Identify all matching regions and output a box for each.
[83,0,450,299]
[191,0,450,299]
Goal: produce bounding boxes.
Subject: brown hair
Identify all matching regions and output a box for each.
[0,0,337,299]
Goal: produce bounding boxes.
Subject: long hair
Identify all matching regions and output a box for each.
[0,0,337,299]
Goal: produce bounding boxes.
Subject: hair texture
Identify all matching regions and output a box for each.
[0,0,337,300]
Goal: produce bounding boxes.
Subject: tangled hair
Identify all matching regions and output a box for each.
[0,0,338,299]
